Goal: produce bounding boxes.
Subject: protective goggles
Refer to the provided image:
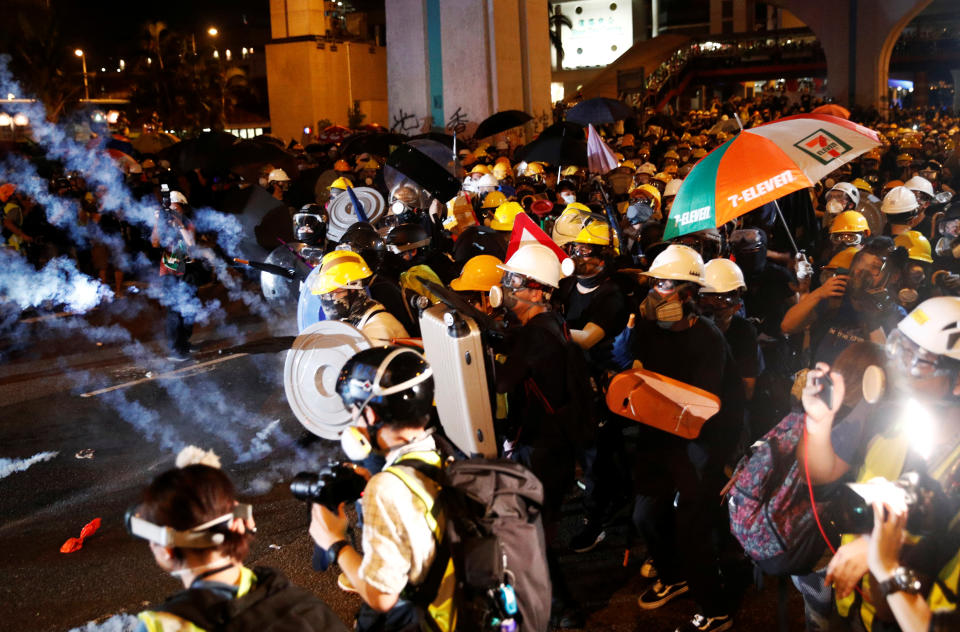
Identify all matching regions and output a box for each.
[501,271,547,291]
[830,232,864,246]
[886,329,952,378]
[652,278,681,294]
[125,504,253,548]
[699,291,741,307]
[564,242,604,258]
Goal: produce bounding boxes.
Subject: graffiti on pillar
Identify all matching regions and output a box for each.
[446,106,469,135]
[391,109,422,133]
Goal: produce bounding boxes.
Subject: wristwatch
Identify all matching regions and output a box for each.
[328,539,350,565]
[877,566,922,597]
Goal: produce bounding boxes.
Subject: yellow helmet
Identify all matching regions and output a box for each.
[572,221,620,254]
[561,165,580,177]
[470,164,492,175]
[450,255,504,292]
[494,156,512,167]
[552,204,593,246]
[309,250,372,295]
[620,160,637,172]
[482,190,508,209]
[894,230,933,263]
[360,159,380,170]
[851,178,873,193]
[489,201,526,231]
[829,211,870,235]
[329,177,354,190]
[825,246,860,270]
[692,148,708,159]
[653,172,673,184]
[525,162,545,176]
[630,183,662,210]
[492,162,513,180]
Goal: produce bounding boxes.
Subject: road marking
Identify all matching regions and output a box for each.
[80,353,249,398]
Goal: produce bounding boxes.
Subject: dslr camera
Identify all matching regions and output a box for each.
[290,461,367,512]
[830,472,942,535]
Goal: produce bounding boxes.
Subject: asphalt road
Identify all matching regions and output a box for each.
[0,286,807,631]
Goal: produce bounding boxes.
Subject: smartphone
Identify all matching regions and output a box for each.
[815,373,834,409]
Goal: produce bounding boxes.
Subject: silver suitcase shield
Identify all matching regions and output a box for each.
[419,304,498,458]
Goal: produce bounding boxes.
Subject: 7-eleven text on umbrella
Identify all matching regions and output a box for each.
[727,170,796,208]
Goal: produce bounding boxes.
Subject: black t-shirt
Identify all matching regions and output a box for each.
[630,316,744,456]
[743,262,795,337]
[559,276,629,372]
[724,315,760,380]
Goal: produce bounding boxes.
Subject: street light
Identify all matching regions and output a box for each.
[207,27,218,36]
[74,49,89,101]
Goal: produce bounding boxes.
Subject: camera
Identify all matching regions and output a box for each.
[289,461,367,512]
[828,472,942,535]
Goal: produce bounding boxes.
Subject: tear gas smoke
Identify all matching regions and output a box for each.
[0,451,59,480]
[68,613,139,632]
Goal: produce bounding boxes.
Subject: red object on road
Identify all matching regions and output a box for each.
[60,518,101,553]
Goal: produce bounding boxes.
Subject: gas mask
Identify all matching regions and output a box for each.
[320,288,369,321]
[826,199,845,215]
[639,279,687,329]
[294,213,325,245]
[699,291,741,331]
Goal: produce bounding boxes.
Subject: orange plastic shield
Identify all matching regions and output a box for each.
[606,368,721,439]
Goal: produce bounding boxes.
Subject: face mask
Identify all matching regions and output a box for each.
[826,199,845,214]
[560,193,576,204]
[639,289,684,326]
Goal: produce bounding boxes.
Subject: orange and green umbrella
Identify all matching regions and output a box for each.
[664,114,881,240]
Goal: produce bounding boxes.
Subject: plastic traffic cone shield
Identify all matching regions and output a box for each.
[606,368,721,439]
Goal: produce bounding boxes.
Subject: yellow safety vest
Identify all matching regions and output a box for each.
[385,450,458,632]
[137,566,256,632]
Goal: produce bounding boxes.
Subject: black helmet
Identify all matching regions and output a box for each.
[336,346,434,424]
[340,222,384,254]
[385,223,431,254]
[294,204,327,245]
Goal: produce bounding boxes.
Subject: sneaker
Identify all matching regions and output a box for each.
[637,579,689,610]
[640,557,658,579]
[166,352,190,362]
[569,520,606,553]
[674,613,732,632]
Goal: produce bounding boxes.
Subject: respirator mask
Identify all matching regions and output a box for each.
[640,278,688,329]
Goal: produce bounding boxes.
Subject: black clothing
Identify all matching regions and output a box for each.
[724,314,760,380]
[742,262,796,338]
[558,275,629,373]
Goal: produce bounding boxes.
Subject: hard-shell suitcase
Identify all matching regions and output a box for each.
[419,303,498,458]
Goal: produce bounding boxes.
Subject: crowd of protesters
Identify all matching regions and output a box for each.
[6,93,960,632]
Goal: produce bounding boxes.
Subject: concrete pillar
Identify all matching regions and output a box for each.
[385,0,432,132]
[952,70,960,113]
[769,0,931,113]
[914,71,929,108]
[733,0,749,33]
[709,0,723,35]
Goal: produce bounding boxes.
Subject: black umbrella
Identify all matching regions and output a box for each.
[566,97,635,126]
[386,144,462,202]
[539,121,586,140]
[227,140,299,183]
[409,132,455,147]
[515,134,588,167]
[158,131,237,173]
[339,132,408,158]
[474,110,533,140]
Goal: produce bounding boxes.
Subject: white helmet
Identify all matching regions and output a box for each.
[128,162,143,175]
[169,190,188,205]
[477,174,500,190]
[644,244,705,285]
[268,168,291,183]
[881,185,919,215]
[898,296,960,360]
[498,244,574,288]
[462,176,478,194]
[637,162,657,176]
[663,178,683,198]
[830,182,860,207]
[903,175,935,198]
[701,258,746,293]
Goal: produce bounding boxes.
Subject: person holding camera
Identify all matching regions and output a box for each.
[800,297,960,631]
[308,346,450,631]
[128,450,346,632]
[151,188,197,361]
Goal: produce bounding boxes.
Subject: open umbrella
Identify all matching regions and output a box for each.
[663,114,881,241]
[474,110,533,140]
[158,131,237,173]
[339,132,408,158]
[539,121,586,140]
[228,139,299,181]
[409,132,455,147]
[317,125,352,143]
[586,124,619,174]
[811,104,851,120]
[386,144,462,202]
[566,97,634,126]
[132,132,179,155]
[515,133,587,167]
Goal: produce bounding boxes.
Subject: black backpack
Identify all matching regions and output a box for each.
[153,566,348,632]
[387,453,552,632]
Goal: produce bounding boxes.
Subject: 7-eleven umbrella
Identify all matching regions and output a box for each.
[663,114,881,241]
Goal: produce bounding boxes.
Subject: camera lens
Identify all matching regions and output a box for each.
[289,472,321,502]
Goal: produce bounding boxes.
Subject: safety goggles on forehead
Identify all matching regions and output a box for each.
[886,329,952,378]
[125,504,253,548]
